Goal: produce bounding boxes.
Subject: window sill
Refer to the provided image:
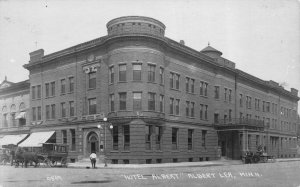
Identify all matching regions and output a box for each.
[132,80,142,82]
[186,116,196,119]
[169,114,181,117]
[186,92,196,95]
[171,150,180,153]
[110,150,119,153]
[200,95,208,98]
[188,150,194,152]
[45,96,55,99]
[121,151,130,153]
[118,81,127,83]
[170,88,180,92]
[159,83,164,86]
[147,81,156,84]
[67,91,74,94]
[87,88,96,91]
[60,93,66,96]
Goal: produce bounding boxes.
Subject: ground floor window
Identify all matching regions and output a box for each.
[172,128,178,150]
[123,125,130,150]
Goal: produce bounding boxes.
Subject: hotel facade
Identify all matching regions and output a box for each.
[1,16,299,164]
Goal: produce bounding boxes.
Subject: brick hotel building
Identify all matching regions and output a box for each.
[1,16,299,164]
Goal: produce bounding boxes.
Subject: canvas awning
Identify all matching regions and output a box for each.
[0,134,28,146]
[18,131,55,147]
[15,112,26,119]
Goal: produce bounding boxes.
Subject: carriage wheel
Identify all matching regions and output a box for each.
[43,158,51,167]
[61,158,68,168]
[253,155,260,163]
[49,160,56,167]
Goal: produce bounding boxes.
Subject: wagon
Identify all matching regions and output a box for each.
[242,151,275,164]
[38,143,69,167]
[0,148,10,165]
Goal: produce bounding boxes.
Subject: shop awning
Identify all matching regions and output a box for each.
[15,112,26,119]
[0,134,28,146]
[18,131,55,147]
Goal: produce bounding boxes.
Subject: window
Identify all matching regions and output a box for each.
[169,98,174,114]
[62,130,67,144]
[188,129,193,150]
[123,125,130,150]
[202,130,207,148]
[88,98,96,115]
[155,126,162,150]
[170,72,180,90]
[229,109,232,122]
[204,105,208,120]
[145,125,152,150]
[69,77,74,92]
[229,89,232,102]
[119,93,127,110]
[61,79,66,94]
[69,101,75,117]
[51,104,55,119]
[186,101,190,117]
[88,72,96,89]
[186,78,189,92]
[32,107,36,121]
[133,64,142,81]
[159,95,164,112]
[224,88,227,101]
[200,104,203,120]
[148,92,155,111]
[133,92,142,111]
[214,113,219,123]
[11,113,16,127]
[191,79,195,93]
[51,82,55,96]
[110,94,115,112]
[61,102,66,117]
[246,96,252,109]
[159,67,164,84]
[37,85,41,99]
[200,81,208,96]
[46,105,50,120]
[119,64,127,82]
[45,83,50,98]
[266,102,270,112]
[70,129,76,151]
[214,86,219,99]
[148,64,155,82]
[170,73,174,89]
[109,66,114,84]
[175,74,180,89]
[239,94,243,107]
[113,126,118,150]
[37,106,41,120]
[191,102,195,117]
[172,128,178,150]
[32,86,36,100]
[175,99,180,115]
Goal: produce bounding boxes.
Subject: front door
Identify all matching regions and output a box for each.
[87,132,99,154]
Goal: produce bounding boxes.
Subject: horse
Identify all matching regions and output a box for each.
[15,148,40,168]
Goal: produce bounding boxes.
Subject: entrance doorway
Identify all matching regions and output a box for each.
[87,132,99,154]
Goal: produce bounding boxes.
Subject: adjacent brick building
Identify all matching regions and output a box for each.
[1,16,299,163]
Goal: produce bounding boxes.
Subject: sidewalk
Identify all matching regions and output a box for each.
[68,157,300,169]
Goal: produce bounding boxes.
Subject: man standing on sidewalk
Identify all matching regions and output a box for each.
[90,152,97,168]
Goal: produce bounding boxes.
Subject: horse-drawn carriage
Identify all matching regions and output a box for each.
[0,148,10,165]
[242,145,275,164]
[14,143,68,168]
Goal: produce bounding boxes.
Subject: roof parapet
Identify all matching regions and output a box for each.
[29,49,44,63]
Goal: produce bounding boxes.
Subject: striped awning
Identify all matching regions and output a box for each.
[15,112,26,119]
[0,134,28,146]
[18,131,55,147]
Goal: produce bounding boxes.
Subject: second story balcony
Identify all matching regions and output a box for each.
[213,118,265,132]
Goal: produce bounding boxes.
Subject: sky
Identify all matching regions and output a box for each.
[0,0,299,102]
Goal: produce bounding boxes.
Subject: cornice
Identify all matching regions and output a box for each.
[23,33,298,101]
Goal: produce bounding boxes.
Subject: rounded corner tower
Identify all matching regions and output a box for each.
[106,16,166,37]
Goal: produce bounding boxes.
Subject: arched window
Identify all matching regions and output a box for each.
[19,102,26,111]
[10,104,16,112]
[2,106,7,113]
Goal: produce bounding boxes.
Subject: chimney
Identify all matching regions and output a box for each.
[180,40,185,45]
[291,88,298,96]
[29,49,44,63]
